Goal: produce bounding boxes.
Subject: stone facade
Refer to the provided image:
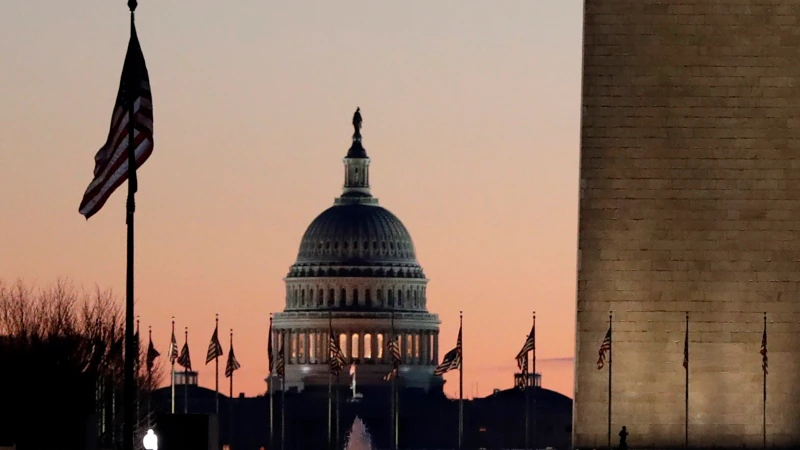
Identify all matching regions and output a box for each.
[575,2,800,449]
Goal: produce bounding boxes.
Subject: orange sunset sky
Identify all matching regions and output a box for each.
[0,1,583,399]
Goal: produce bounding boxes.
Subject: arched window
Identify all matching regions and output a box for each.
[318,289,324,307]
[377,334,384,359]
[339,334,348,359]
[351,334,360,360]
[388,290,394,307]
[365,289,372,307]
[340,288,347,305]
[328,289,335,307]
[364,334,372,359]
[397,289,403,307]
[353,289,359,307]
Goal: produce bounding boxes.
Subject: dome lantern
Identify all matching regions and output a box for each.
[339,107,376,204]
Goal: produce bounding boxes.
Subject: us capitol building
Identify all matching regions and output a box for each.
[271,109,442,392]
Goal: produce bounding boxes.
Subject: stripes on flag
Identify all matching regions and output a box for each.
[206,326,223,364]
[596,327,611,370]
[79,21,154,219]
[225,342,241,378]
[515,324,535,375]
[168,330,178,364]
[383,334,402,381]
[329,330,347,376]
[517,353,529,390]
[268,321,274,374]
[275,334,285,377]
[433,326,462,376]
[178,341,192,371]
[382,366,398,381]
[761,322,768,375]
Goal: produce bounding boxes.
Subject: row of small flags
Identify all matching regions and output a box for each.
[144,319,242,379]
[596,313,769,374]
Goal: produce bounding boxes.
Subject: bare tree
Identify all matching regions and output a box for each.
[0,278,165,450]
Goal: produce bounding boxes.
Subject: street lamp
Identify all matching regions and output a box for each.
[142,429,158,450]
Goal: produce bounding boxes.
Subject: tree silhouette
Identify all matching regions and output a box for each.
[0,278,164,450]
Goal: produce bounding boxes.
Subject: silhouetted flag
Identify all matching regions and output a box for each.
[276,335,285,377]
[268,319,274,374]
[329,328,347,376]
[682,324,689,370]
[516,324,535,378]
[225,340,241,378]
[206,325,223,364]
[596,327,611,370]
[516,353,529,390]
[761,322,768,375]
[178,341,192,371]
[146,338,160,372]
[383,335,402,381]
[134,327,141,370]
[79,21,154,219]
[168,329,178,364]
[434,325,462,376]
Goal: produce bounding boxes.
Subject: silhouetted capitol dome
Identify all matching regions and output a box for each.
[271,110,441,392]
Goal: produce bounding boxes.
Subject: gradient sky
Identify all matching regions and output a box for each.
[0,1,583,399]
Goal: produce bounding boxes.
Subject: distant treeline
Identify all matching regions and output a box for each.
[0,278,165,450]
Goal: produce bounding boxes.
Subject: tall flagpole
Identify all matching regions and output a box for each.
[685,312,689,450]
[458,311,463,450]
[135,316,140,432]
[763,312,767,450]
[524,312,532,450]
[123,2,139,449]
[281,370,286,450]
[336,371,341,450]
[269,314,275,450]
[608,312,613,450]
[215,314,220,416]
[532,312,537,450]
[327,311,333,450]
[147,326,153,427]
[184,327,189,414]
[171,317,176,414]
[391,311,398,450]
[229,329,234,449]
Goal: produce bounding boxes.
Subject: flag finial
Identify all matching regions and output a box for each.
[128,0,137,12]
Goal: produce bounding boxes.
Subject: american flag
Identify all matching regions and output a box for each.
[516,324,535,371]
[275,336,285,378]
[433,326,462,376]
[517,353,529,390]
[225,340,241,378]
[383,334,402,381]
[177,340,192,371]
[682,324,689,370]
[206,326,223,364]
[329,329,347,376]
[79,21,154,219]
[168,328,178,364]
[146,336,160,372]
[761,322,768,375]
[596,327,611,370]
[267,319,274,374]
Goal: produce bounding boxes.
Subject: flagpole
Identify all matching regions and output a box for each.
[135,316,140,432]
[389,311,400,450]
[171,317,176,414]
[763,312,767,450]
[122,3,139,449]
[270,315,275,450]
[532,312,537,450]
[608,311,612,450]
[229,329,234,449]
[184,327,189,414]
[524,312,531,450]
[327,311,333,450]
[685,312,689,450]
[336,371,341,450]
[147,326,152,426]
[215,314,220,416]
[458,310,463,450]
[281,374,286,450]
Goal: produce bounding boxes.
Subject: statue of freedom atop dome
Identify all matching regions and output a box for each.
[352,107,363,138]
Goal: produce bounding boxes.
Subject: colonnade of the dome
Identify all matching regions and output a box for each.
[273,327,439,367]
[285,279,428,311]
